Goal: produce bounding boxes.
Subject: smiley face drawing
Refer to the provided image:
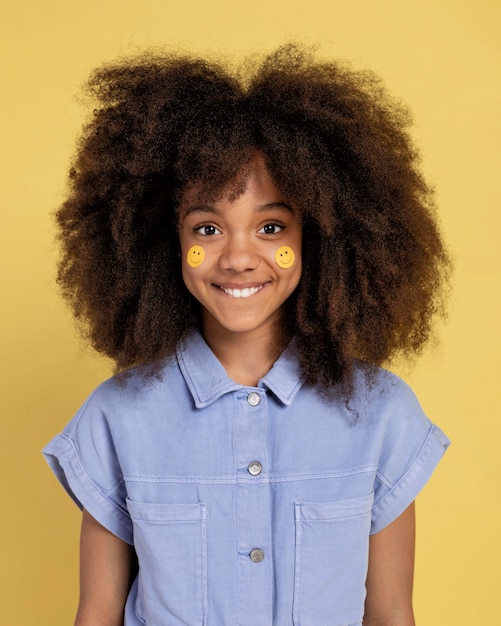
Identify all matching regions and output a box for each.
[275,246,295,269]
[187,245,205,268]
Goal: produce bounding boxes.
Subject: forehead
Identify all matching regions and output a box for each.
[178,157,287,213]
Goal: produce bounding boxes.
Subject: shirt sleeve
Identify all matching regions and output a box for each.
[42,384,133,544]
[369,376,450,534]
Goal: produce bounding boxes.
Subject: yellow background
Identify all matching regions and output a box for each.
[2,0,499,623]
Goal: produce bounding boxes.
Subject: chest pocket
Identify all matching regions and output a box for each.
[127,499,207,626]
[293,493,374,626]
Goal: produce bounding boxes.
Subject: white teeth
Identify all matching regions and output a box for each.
[223,285,263,299]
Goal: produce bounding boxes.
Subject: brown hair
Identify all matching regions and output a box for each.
[56,44,450,391]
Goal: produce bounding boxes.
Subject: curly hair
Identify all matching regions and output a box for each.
[56,44,450,391]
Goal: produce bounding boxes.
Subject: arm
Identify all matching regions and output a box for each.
[75,508,136,626]
[363,502,416,626]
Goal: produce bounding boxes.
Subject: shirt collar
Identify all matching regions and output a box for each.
[176,331,304,409]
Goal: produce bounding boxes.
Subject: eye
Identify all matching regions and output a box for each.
[259,223,284,235]
[194,224,221,236]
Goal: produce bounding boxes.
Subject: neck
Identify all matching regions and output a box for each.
[202,322,290,387]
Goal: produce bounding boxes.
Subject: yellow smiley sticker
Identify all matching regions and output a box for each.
[187,245,205,268]
[275,246,295,269]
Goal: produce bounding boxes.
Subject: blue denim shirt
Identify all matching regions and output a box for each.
[44,331,449,626]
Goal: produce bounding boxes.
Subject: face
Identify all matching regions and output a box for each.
[178,157,302,343]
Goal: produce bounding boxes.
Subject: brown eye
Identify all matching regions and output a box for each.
[259,223,283,234]
[194,224,221,236]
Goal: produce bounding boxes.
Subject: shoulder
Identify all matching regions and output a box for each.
[349,364,449,464]
[95,354,181,401]
[349,364,426,424]
[61,354,183,435]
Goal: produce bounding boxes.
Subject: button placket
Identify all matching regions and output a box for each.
[235,389,272,618]
[246,394,263,478]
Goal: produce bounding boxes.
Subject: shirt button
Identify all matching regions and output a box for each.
[248,461,262,476]
[247,392,261,406]
[249,548,265,563]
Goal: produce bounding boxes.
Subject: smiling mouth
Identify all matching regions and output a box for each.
[220,285,264,299]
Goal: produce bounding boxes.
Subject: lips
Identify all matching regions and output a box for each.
[220,285,264,299]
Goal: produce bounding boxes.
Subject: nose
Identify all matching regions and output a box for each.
[219,234,260,272]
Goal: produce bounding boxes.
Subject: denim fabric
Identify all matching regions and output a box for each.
[43,331,449,626]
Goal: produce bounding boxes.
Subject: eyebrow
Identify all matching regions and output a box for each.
[180,201,294,219]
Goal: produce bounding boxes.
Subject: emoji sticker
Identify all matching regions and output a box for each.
[275,246,295,269]
[187,245,205,268]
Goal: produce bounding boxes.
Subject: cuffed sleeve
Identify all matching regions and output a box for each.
[371,423,449,533]
[43,385,133,544]
[369,376,450,534]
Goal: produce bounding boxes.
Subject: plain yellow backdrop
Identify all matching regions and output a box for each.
[1,0,499,623]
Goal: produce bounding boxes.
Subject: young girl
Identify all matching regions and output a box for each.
[44,44,450,626]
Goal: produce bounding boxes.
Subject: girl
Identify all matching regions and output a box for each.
[44,44,450,626]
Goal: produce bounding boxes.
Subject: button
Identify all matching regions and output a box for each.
[248,461,262,476]
[247,392,261,406]
[249,548,264,563]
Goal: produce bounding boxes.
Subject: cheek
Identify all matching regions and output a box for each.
[181,264,202,304]
[291,258,303,291]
